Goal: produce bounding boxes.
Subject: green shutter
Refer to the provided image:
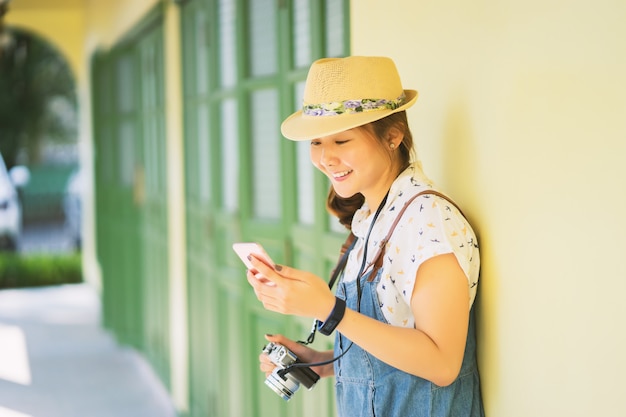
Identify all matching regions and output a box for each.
[181,0,350,416]
[91,5,170,388]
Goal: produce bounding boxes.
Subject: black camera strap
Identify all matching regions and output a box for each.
[287,189,463,375]
[296,191,389,356]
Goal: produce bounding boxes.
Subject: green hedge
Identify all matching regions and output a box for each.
[0,253,83,289]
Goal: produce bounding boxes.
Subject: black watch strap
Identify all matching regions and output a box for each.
[317,296,346,336]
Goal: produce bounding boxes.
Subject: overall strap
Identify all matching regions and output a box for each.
[367,190,464,282]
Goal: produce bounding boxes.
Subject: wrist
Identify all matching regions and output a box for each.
[317,296,346,336]
[312,350,336,378]
[317,294,337,321]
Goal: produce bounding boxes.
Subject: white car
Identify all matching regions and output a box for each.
[0,152,30,251]
[63,167,83,251]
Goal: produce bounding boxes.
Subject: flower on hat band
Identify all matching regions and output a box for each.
[302,92,406,117]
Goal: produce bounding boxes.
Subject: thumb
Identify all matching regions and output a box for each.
[264,333,302,351]
[264,333,288,345]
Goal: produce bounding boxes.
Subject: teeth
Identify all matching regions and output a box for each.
[332,170,352,178]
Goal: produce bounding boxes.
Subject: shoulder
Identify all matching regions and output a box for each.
[388,190,478,273]
[393,191,464,230]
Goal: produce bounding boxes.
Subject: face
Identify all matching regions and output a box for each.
[310,126,399,208]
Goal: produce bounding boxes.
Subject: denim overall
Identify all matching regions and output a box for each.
[333,268,484,417]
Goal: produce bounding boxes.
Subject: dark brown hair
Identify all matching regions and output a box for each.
[326,111,415,229]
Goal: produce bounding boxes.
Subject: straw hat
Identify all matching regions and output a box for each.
[281,56,418,141]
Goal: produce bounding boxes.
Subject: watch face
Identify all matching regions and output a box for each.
[318,297,346,335]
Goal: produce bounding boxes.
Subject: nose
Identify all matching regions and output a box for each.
[319,146,336,168]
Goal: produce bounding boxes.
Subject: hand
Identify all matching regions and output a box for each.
[259,334,334,378]
[246,255,336,320]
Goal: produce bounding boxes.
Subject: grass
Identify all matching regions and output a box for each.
[0,253,82,289]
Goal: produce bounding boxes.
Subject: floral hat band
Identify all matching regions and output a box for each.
[302,92,407,117]
[281,56,418,141]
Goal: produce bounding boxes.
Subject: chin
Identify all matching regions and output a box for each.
[332,187,359,199]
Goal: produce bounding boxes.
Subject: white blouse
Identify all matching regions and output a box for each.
[343,163,480,328]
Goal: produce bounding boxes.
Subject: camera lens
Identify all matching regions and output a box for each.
[261,342,320,401]
[265,370,301,401]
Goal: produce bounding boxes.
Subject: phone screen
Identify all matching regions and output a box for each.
[232,242,275,271]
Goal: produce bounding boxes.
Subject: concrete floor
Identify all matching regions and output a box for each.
[0,284,177,417]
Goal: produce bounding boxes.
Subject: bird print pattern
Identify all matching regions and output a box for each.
[343,163,480,328]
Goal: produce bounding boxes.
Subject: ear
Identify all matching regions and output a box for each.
[387,126,405,149]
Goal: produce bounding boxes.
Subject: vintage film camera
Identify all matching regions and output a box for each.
[262,342,320,401]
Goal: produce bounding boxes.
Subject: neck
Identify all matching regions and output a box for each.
[365,181,394,214]
[365,164,403,210]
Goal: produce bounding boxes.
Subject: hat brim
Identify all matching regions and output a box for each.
[281,89,418,141]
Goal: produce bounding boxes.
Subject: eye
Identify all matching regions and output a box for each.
[310,140,321,146]
[335,140,350,145]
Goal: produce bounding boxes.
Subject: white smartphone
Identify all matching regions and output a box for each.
[232,242,275,271]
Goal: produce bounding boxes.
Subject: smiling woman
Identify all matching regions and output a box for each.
[247,56,484,417]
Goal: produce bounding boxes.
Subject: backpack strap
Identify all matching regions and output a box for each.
[367,190,464,282]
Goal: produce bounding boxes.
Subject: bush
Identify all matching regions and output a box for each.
[0,253,82,289]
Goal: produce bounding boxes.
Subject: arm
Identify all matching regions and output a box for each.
[336,253,469,386]
[247,252,469,386]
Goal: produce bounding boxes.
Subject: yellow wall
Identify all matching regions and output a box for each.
[9,1,626,415]
[6,0,85,83]
[83,0,159,52]
[352,1,626,416]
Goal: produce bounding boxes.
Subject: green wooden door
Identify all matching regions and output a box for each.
[181,1,350,416]
[180,2,218,415]
[137,22,171,387]
[92,6,169,385]
[93,47,146,350]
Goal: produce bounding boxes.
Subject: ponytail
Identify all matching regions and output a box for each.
[326,188,364,230]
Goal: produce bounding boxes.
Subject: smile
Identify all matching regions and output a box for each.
[331,170,353,179]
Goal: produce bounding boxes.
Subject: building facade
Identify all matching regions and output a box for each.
[6,0,626,416]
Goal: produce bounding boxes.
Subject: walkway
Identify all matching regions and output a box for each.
[0,284,177,417]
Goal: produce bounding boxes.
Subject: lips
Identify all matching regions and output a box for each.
[331,170,353,180]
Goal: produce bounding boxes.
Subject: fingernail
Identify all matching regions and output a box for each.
[274,264,283,271]
[265,333,273,337]
[247,255,252,261]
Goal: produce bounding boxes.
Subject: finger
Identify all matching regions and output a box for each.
[260,361,275,373]
[264,333,287,344]
[246,270,276,290]
[259,355,276,377]
[259,355,274,367]
[259,300,286,315]
[246,270,273,289]
[246,270,263,293]
[263,334,303,354]
[246,274,275,305]
[262,262,310,286]
[248,255,282,281]
[245,282,284,312]
[269,263,299,280]
[245,263,272,282]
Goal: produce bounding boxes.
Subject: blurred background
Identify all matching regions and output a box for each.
[0,8,82,286]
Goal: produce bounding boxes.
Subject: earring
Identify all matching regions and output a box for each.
[389,143,396,150]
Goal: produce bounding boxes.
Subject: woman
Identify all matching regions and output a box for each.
[246,56,484,417]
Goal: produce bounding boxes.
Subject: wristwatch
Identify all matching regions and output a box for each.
[317,296,346,336]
